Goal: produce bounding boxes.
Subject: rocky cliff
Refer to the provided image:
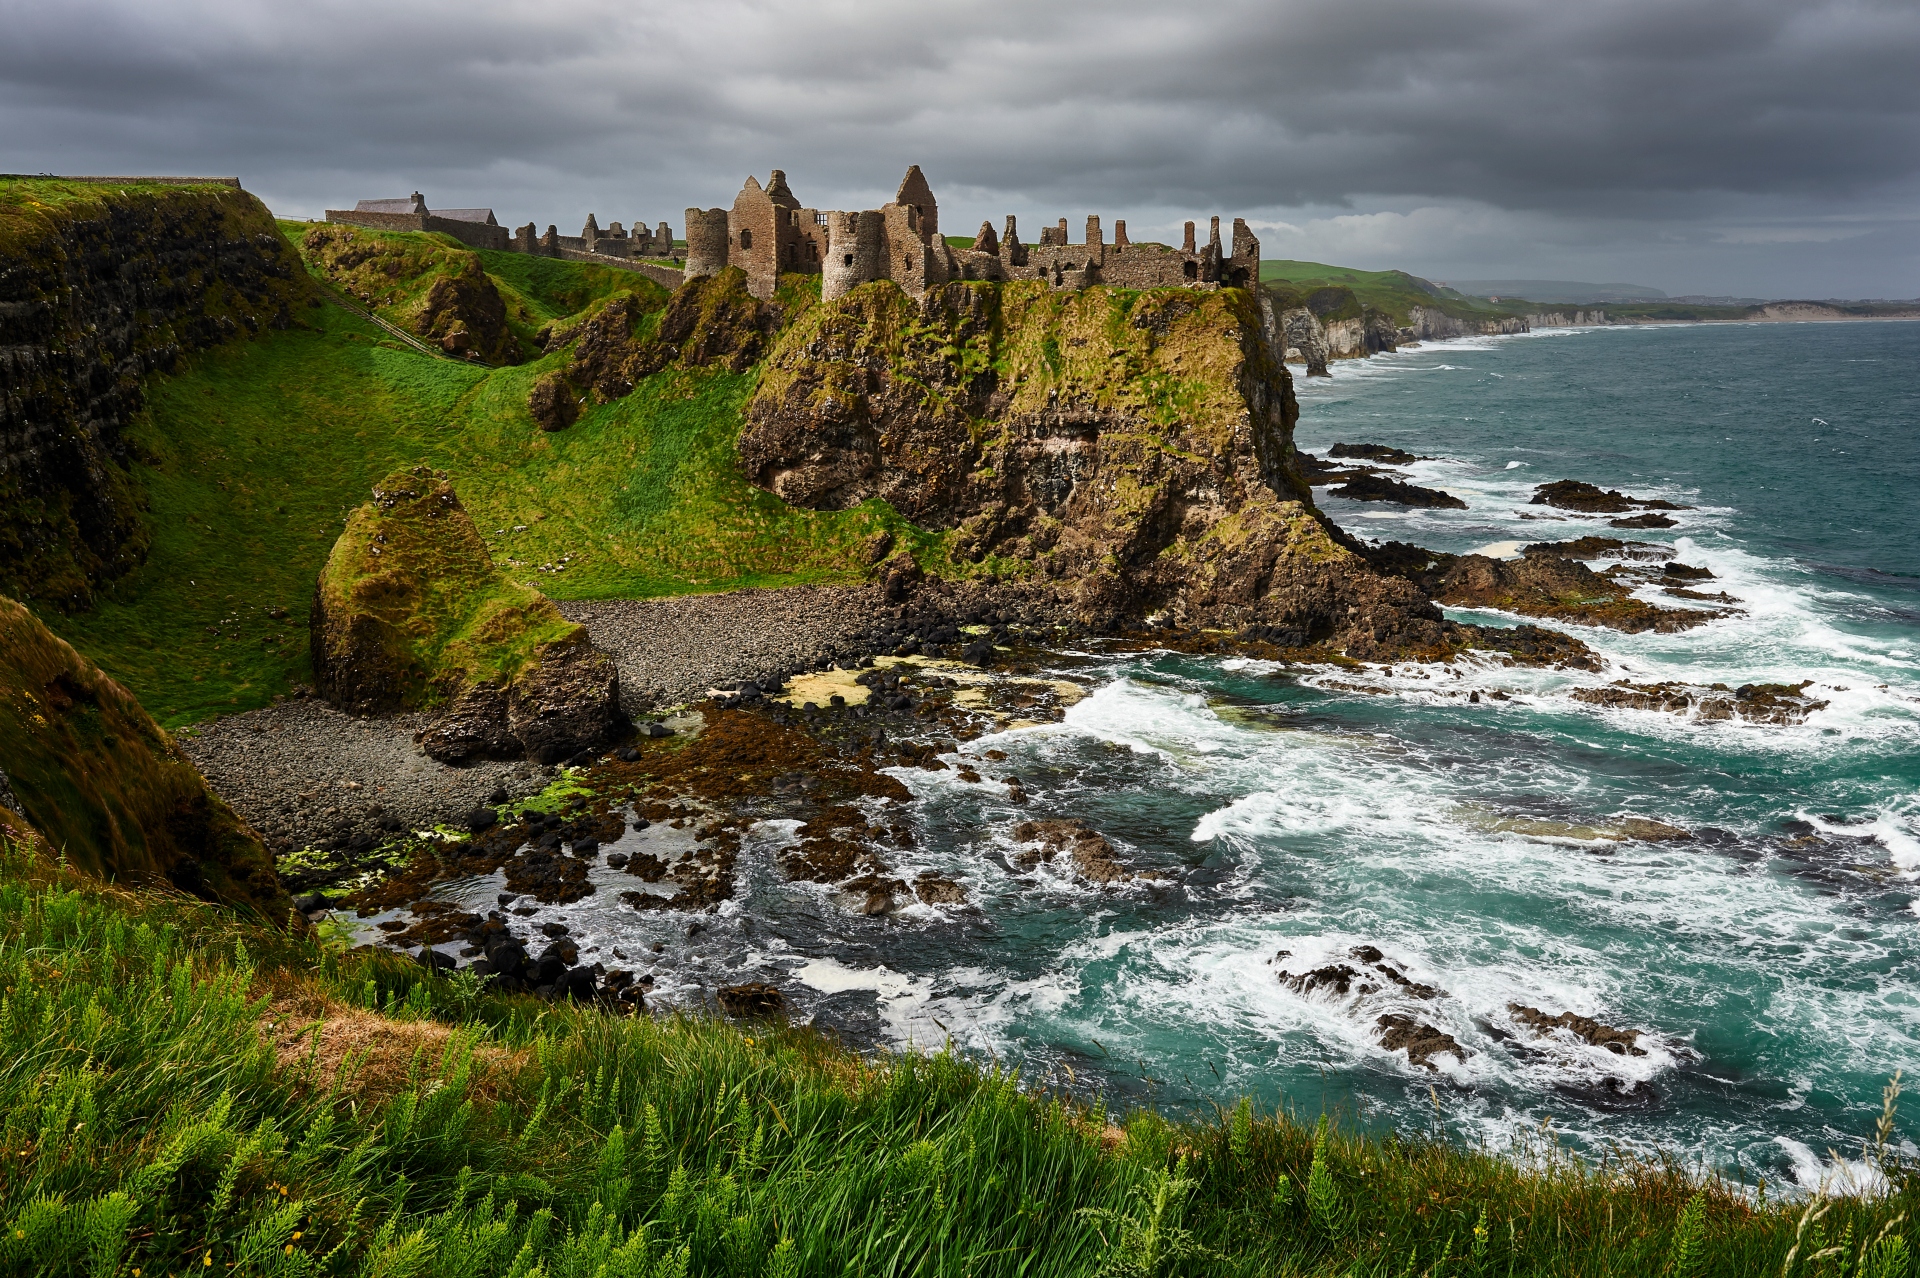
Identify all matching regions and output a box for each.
[0,594,292,916]
[0,180,310,610]
[737,279,1452,657]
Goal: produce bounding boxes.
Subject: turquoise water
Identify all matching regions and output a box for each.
[771,320,1920,1194]
[444,320,1920,1195]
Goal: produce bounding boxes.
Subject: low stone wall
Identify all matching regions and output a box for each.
[323,210,509,252]
[546,247,683,290]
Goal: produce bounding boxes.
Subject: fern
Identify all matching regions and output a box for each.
[1307,1115,1344,1234]
[1668,1191,1708,1278]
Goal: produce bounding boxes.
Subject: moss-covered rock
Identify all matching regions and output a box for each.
[310,467,623,762]
[737,278,1447,655]
[0,594,292,916]
[299,224,523,364]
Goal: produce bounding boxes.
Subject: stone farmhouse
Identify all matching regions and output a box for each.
[325,168,1259,303]
[323,194,511,251]
[686,165,1260,301]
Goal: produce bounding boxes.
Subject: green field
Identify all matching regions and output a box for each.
[41,235,937,728]
[1259,260,1535,327]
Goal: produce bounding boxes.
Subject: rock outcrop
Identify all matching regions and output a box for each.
[0,594,292,917]
[1435,554,1713,633]
[737,278,1453,658]
[299,224,523,364]
[0,181,308,610]
[311,468,625,763]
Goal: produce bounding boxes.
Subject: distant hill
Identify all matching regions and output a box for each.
[1259,259,1532,326]
[1443,279,1667,304]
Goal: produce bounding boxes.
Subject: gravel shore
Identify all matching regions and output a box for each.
[180,697,553,856]
[559,584,887,712]
[185,579,1067,857]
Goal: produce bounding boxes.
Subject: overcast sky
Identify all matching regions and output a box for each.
[4,0,1916,298]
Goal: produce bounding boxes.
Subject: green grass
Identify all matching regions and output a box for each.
[1260,260,1534,326]
[0,840,1912,1278]
[38,273,930,728]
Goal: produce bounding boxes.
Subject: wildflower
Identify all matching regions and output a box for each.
[204,1251,212,1267]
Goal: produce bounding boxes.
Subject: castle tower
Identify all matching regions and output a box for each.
[892,166,938,244]
[1228,217,1260,288]
[822,209,887,301]
[683,208,730,278]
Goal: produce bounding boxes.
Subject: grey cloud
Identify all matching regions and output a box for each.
[1,0,1915,295]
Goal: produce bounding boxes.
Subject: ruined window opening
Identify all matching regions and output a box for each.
[1182,259,1197,280]
[739,229,753,249]
[843,253,854,267]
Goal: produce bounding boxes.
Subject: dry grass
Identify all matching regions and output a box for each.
[257,975,528,1103]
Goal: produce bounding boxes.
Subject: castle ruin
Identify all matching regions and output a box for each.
[325,167,1259,303]
[686,165,1260,301]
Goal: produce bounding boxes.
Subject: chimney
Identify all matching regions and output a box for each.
[1183,221,1196,254]
[1114,219,1129,248]
[1085,215,1101,246]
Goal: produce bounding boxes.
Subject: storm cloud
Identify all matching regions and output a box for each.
[3,0,1916,296]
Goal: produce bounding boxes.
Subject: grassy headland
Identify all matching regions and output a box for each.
[1260,260,1535,329]
[0,836,1910,1278]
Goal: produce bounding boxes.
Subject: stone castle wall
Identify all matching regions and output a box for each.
[694,166,1262,304]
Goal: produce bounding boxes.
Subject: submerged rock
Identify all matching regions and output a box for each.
[1530,479,1688,515]
[1436,554,1712,633]
[1571,679,1828,725]
[1011,818,1140,885]
[717,982,786,1018]
[1375,1014,1471,1070]
[1507,1003,1647,1056]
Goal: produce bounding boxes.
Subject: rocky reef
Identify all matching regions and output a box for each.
[737,278,1464,659]
[0,594,291,916]
[311,468,625,763]
[0,181,309,610]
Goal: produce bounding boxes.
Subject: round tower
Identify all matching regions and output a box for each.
[822,210,887,301]
[683,208,730,278]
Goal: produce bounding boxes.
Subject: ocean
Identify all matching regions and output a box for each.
[407,319,1920,1195]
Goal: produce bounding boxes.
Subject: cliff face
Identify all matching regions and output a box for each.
[0,181,309,611]
[0,594,291,917]
[1402,305,1530,341]
[738,279,1447,655]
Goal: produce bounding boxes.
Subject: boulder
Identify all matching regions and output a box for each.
[717,982,786,1018]
[1376,1014,1471,1070]
[1327,473,1466,509]
[1012,818,1135,885]
[312,469,626,762]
